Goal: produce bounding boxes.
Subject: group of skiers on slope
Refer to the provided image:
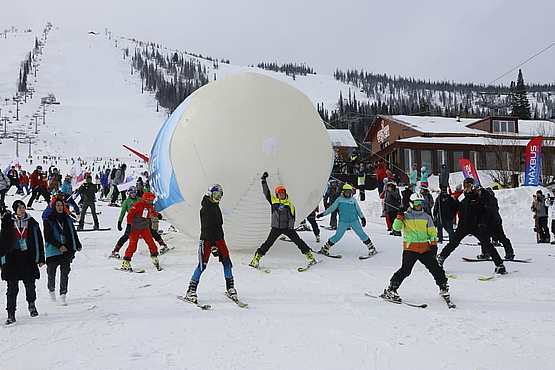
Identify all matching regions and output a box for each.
[0,197,82,325]
[109,186,168,272]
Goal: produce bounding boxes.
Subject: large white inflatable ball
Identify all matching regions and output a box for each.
[150,72,333,248]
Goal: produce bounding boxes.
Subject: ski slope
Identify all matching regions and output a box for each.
[1,186,554,370]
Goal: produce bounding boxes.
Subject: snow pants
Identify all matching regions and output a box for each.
[6,279,36,314]
[390,248,447,288]
[307,213,320,237]
[79,202,99,229]
[191,240,233,283]
[329,220,369,245]
[114,224,132,252]
[47,258,71,295]
[27,187,50,207]
[537,216,549,242]
[439,227,503,266]
[481,222,514,256]
[437,220,455,243]
[124,228,158,260]
[257,228,310,256]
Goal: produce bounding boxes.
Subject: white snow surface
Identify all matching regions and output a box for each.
[1,186,555,370]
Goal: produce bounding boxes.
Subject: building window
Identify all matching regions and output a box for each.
[470,151,480,169]
[486,152,497,169]
[452,151,464,168]
[421,150,432,172]
[493,120,516,133]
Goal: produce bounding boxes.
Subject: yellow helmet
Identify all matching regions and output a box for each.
[342,184,353,191]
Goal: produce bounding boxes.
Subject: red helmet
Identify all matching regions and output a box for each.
[142,192,156,202]
[274,185,286,195]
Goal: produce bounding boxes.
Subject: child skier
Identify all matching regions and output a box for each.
[249,172,316,269]
[110,187,139,258]
[317,184,376,258]
[382,193,450,303]
[120,192,161,271]
[184,184,241,304]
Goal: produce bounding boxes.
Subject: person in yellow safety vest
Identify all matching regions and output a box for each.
[249,172,316,269]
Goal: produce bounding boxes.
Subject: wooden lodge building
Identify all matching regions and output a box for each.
[364,115,555,177]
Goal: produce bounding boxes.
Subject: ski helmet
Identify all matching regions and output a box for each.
[142,192,156,202]
[409,193,424,209]
[342,183,354,197]
[342,183,353,191]
[207,184,224,201]
[274,185,287,195]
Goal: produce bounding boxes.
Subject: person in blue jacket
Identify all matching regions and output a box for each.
[317,184,377,257]
[60,175,80,215]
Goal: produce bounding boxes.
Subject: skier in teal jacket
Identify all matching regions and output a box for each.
[317,184,376,257]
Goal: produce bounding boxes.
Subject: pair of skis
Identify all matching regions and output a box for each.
[177,292,248,310]
[316,250,378,260]
[365,292,456,309]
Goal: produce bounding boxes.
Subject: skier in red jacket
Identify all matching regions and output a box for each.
[120,192,161,271]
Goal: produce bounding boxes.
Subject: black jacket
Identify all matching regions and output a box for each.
[199,195,224,243]
[401,188,413,211]
[457,191,487,232]
[77,182,97,204]
[43,212,82,263]
[479,188,502,226]
[0,212,45,281]
[433,193,459,225]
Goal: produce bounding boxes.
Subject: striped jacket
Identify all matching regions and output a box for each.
[392,208,437,253]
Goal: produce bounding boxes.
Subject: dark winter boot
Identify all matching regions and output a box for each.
[5,312,16,325]
[319,242,332,256]
[504,253,515,261]
[365,239,377,255]
[495,264,507,275]
[28,302,38,317]
[185,281,198,304]
[439,283,450,298]
[381,283,401,302]
[476,254,490,260]
[226,278,237,299]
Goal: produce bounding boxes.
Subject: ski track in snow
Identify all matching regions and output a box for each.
[1,26,555,370]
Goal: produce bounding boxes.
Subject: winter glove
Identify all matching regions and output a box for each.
[396,213,405,220]
[261,172,269,180]
[157,214,163,220]
[117,221,123,231]
[211,245,219,257]
[316,213,324,219]
[361,217,367,227]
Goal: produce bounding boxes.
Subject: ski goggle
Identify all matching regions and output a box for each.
[412,200,424,206]
[211,191,223,201]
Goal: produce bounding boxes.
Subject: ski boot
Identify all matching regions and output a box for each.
[185,281,198,304]
[495,264,507,275]
[315,235,321,243]
[109,248,121,259]
[5,312,16,325]
[439,283,450,298]
[365,240,377,256]
[504,253,515,261]
[151,256,162,271]
[49,290,56,302]
[120,259,133,271]
[248,251,262,268]
[392,231,402,237]
[28,302,38,317]
[476,253,490,260]
[318,242,332,256]
[159,245,170,254]
[304,250,317,266]
[381,285,401,303]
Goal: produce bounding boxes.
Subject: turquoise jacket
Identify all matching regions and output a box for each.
[323,196,364,223]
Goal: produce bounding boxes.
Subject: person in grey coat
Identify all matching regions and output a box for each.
[109,164,127,206]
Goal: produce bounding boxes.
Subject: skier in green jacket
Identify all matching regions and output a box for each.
[110,187,139,258]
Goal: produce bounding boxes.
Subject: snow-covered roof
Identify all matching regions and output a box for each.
[327,129,357,148]
[397,136,555,147]
[517,119,555,136]
[389,115,482,134]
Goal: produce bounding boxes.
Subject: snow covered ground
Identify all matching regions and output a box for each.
[1,186,555,370]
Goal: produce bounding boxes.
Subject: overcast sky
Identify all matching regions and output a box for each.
[3,0,554,85]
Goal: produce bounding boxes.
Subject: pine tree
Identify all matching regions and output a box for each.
[511,69,531,119]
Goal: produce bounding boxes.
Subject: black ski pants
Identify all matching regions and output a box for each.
[257,228,310,256]
[47,259,71,295]
[6,279,36,314]
[110,185,127,204]
[537,216,549,242]
[481,222,514,256]
[307,213,320,237]
[79,202,99,228]
[27,187,50,207]
[439,227,503,266]
[115,224,132,251]
[390,248,447,288]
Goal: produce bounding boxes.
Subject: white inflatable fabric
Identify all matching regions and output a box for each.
[150,73,333,248]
